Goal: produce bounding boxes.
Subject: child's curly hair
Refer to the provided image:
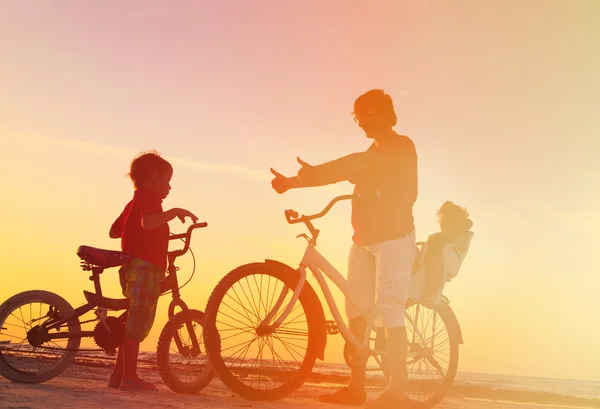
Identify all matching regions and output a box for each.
[437,201,472,236]
[128,149,173,189]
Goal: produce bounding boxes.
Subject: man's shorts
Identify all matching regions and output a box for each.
[345,231,416,328]
[120,257,165,342]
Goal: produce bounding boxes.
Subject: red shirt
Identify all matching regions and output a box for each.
[350,133,418,245]
[111,189,170,270]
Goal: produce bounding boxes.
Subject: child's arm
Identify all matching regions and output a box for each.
[142,208,198,231]
[109,211,125,238]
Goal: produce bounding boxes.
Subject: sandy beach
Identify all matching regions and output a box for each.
[0,360,588,409]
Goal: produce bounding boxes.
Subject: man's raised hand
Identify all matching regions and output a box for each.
[296,157,317,183]
[270,168,290,194]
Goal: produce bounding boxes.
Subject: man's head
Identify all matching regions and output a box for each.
[353,89,397,138]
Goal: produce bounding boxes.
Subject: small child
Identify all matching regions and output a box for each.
[422,201,473,297]
[108,149,197,391]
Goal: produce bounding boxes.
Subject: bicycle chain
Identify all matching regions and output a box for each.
[31,318,106,353]
[35,344,105,353]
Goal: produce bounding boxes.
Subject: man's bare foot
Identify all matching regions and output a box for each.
[119,377,158,392]
[318,386,366,405]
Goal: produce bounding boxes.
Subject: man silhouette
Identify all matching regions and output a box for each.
[270,89,418,408]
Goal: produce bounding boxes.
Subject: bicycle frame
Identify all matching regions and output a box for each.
[38,223,207,348]
[260,193,432,368]
[263,239,429,364]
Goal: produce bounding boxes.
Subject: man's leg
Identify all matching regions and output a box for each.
[318,244,375,405]
[384,326,407,398]
[366,234,416,408]
[364,326,408,408]
[347,316,368,391]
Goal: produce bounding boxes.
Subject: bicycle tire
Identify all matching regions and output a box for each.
[402,298,459,409]
[0,290,81,383]
[156,309,214,394]
[203,262,323,400]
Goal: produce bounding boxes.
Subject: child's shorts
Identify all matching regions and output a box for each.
[119,257,165,342]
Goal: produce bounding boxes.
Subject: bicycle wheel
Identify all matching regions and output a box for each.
[403,298,459,408]
[203,262,322,400]
[156,309,214,394]
[0,290,81,383]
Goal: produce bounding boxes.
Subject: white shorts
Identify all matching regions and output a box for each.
[345,232,416,328]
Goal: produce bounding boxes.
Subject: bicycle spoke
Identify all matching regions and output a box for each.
[217,310,256,330]
[252,274,268,320]
[216,323,255,333]
[243,277,262,323]
[272,334,303,366]
[221,300,257,326]
[247,337,267,388]
[265,337,283,387]
[226,291,259,324]
[265,337,296,372]
[228,335,259,368]
[213,271,312,395]
[402,301,457,404]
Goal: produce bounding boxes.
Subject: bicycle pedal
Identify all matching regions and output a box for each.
[325,320,339,335]
[94,307,108,321]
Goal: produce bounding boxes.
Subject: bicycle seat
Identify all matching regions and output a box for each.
[76,245,132,269]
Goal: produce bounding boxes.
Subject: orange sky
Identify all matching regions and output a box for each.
[1,1,599,382]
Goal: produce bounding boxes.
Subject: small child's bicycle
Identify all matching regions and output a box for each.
[203,193,472,408]
[0,222,213,394]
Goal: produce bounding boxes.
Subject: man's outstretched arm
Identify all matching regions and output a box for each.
[297,151,380,184]
[271,151,380,194]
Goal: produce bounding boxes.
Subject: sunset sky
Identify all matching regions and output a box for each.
[1,1,599,382]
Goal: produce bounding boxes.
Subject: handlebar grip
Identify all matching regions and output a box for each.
[285,209,299,219]
[168,222,208,241]
[168,222,208,257]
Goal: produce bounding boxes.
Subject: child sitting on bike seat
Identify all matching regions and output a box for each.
[108,149,197,392]
[422,201,473,298]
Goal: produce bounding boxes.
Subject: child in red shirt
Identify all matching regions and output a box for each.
[108,149,197,391]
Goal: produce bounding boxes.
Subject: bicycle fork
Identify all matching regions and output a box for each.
[256,266,307,334]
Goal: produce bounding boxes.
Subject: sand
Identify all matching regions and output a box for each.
[0,362,581,409]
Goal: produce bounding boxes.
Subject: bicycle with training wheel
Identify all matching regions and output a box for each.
[0,222,213,394]
[203,193,465,408]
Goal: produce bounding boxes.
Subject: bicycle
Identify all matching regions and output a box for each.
[0,222,214,394]
[203,193,469,407]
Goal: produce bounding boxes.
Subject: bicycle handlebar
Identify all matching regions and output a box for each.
[284,191,380,224]
[168,222,208,258]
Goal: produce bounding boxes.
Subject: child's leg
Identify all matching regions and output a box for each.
[120,336,142,381]
[119,258,163,391]
[106,265,129,387]
[108,347,124,387]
